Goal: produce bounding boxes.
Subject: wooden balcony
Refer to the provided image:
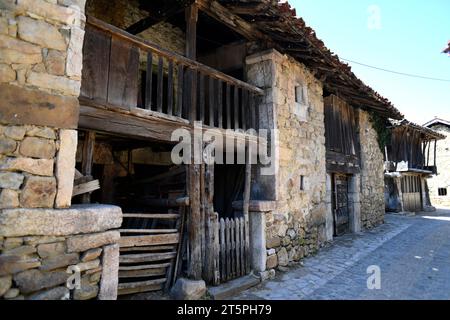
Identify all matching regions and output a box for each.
[79,17,264,142]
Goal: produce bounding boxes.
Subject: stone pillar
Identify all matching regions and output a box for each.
[325,173,334,241]
[348,174,361,233]
[395,176,405,212]
[421,177,435,212]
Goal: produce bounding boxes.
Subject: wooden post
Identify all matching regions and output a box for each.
[243,143,252,273]
[185,3,202,280]
[434,139,437,168]
[81,131,96,203]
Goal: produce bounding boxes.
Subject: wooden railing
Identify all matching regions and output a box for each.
[81,17,264,130]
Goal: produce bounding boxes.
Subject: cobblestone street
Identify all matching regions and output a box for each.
[236,209,450,300]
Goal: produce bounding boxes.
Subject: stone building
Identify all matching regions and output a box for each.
[384,120,444,213]
[1,0,404,300]
[423,118,450,208]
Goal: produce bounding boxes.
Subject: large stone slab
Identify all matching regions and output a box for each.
[14,269,69,294]
[98,244,119,300]
[171,278,206,300]
[0,204,122,237]
[67,231,119,253]
[0,157,54,176]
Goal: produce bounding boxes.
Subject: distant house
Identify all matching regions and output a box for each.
[384,120,445,213]
[423,118,450,208]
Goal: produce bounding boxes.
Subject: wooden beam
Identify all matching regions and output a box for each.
[196,0,271,43]
[81,131,96,203]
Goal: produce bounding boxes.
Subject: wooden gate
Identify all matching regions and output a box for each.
[211,213,250,284]
[401,175,422,212]
[333,174,350,236]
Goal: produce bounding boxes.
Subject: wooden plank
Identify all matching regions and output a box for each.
[117,283,163,296]
[119,252,176,263]
[234,86,239,129]
[217,80,223,128]
[220,218,225,282]
[167,60,174,115]
[72,180,100,197]
[176,64,184,117]
[209,76,215,127]
[119,268,166,278]
[199,73,205,123]
[119,263,171,271]
[81,25,110,102]
[241,89,247,130]
[0,83,80,130]
[243,145,251,274]
[235,217,241,277]
[81,131,96,203]
[119,229,178,234]
[122,213,180,219]
[107,37,139,109]
[118,278,166,290]
[145,52,153,110]
[120,245,176,252]
[225,218,231,281]
[119,234,179,248]
[226,83,231,129]
[212,212,220,285]
[156,56,164,113]
[239,217,245,276]
[230,219,235,279]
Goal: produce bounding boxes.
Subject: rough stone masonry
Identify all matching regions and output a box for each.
[0,0,123,300]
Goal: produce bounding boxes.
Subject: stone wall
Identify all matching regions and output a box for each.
[428,124,450,207]
[246,50,327,272]
[0,0,123,300]
[359,110,385,228]
[0,205,121,300]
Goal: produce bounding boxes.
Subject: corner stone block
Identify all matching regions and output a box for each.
[98,243,119,300]
[55,129,77,208]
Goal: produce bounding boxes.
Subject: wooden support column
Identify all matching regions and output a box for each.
[81,131,96,203]
[243,143,252,274]
[434,139,437,169]
[185,3,202,280]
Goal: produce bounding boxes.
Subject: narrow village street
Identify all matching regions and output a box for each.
[236,209,450,300]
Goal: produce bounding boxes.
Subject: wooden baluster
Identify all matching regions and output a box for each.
[249,92,255,130]
[225,218,231,281]
[199,73,205,124]
[209,76,215,127]
[167,61,174,115]
[157,56,164,113]
[234,86,239,130]
[176,64,183,117]
[239,217,245,276]
[241,89,247,130]
[81,131,96,204]
[217,80,223,128]
[145,52,153,110]
[226,83,231,129]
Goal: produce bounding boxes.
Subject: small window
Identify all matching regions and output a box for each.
[438,188,447,196]
[300,175,305,191]
[295,85,307,105]
[294,84,308,121]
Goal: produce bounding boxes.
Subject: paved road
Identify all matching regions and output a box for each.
[236,209,450,300]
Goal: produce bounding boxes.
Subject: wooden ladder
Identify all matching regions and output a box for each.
[117,199,188,296]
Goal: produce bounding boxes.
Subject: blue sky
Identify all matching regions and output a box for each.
[290,0,450,124]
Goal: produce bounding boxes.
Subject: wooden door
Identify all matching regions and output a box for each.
[401,175,423,212]
[333,174,350,236]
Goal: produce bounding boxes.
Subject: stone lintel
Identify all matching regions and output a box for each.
[0,204,122,237]
[232,200,277,213]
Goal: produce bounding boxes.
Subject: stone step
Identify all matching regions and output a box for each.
[208,274,260,300]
